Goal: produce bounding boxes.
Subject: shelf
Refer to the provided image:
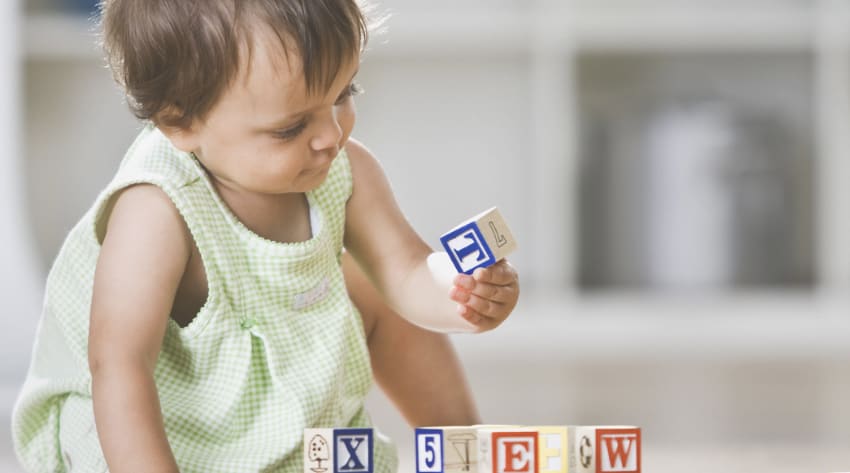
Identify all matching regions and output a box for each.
[367,9,533,56]
[372,4,822,56]
[453,292,850,363]
[24,4,838,61]
[568,5,817,51]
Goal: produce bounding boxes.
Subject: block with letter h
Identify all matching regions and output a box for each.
[440,207,517,274]
[304,427,374,473]
[529,426,568,473]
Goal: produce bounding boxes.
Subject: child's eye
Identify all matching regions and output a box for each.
[272,121,307,140]
[335,82,363,105]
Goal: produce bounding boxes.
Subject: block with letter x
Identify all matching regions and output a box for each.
[304,427,374,473]
[440,207,517,274]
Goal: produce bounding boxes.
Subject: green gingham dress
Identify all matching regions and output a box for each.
[12,125,398,473]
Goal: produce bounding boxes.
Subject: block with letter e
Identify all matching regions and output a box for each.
[304,427,374,473]
[415,426,481,473]
[568,426,641,473]
[440,207,517,274]
[477,427,538,473]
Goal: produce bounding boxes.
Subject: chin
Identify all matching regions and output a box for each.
[304,167,331,185]
[306,175,331,191]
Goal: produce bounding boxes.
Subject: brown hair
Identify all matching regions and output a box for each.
[100,0,371,129]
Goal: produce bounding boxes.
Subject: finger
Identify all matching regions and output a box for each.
[453,273,475,290]
[458,304,502,332]
[468,281,517,304]
[472,260,518,286]
[462,293,506,319]
[449,285,471,304]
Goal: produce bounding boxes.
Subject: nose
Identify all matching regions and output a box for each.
[309,109,343,155]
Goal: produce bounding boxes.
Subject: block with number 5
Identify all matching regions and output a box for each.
[416,426,482,473]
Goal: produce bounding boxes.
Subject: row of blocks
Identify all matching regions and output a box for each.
[303,425,641,473]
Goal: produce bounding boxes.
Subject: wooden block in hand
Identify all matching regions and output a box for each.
[304,427,374,473]
[440,207,517,274]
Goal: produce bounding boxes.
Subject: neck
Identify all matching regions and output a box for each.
[213,181,312,243]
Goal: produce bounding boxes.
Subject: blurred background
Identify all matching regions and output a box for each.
[2,0,849,471]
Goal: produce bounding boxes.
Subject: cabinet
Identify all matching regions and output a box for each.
[14,0,850,465]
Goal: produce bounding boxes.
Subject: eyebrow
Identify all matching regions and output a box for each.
[264,67,360,129]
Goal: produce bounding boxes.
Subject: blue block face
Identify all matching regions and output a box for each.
[334,428,374,473]
[440,222,496,274]
[415,428,444,473]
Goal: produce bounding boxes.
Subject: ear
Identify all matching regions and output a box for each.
[158,123,201,153]
[154,106,202,152]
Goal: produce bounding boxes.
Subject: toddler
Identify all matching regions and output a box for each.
[12,0,519,472]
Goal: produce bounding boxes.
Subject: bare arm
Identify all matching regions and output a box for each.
[89,184,190,473]
[343,253,481,426]
[343,140,519,333]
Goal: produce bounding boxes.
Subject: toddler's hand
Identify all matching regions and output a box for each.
[449,260,519,332]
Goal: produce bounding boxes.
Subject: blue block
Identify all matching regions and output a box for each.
[415,428,445,473]
[334,428,374,473]
[440,222,496,275]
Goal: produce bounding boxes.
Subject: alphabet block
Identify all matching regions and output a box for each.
[415,426,480,473]
[477,427,539,473]
[529,426,568,473]
[440,207,517,274]
[304,428,374,473]
[568,426,641,473]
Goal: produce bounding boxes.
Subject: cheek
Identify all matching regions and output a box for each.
[338,104,356,139]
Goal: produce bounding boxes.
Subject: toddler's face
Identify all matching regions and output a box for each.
[174,32,360,196]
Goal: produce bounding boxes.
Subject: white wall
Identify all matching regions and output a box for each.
[0,0,41,394]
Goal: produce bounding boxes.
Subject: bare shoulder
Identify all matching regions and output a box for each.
[344,137,374,162]
[99,183,192,265]
[344,138,384,181]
